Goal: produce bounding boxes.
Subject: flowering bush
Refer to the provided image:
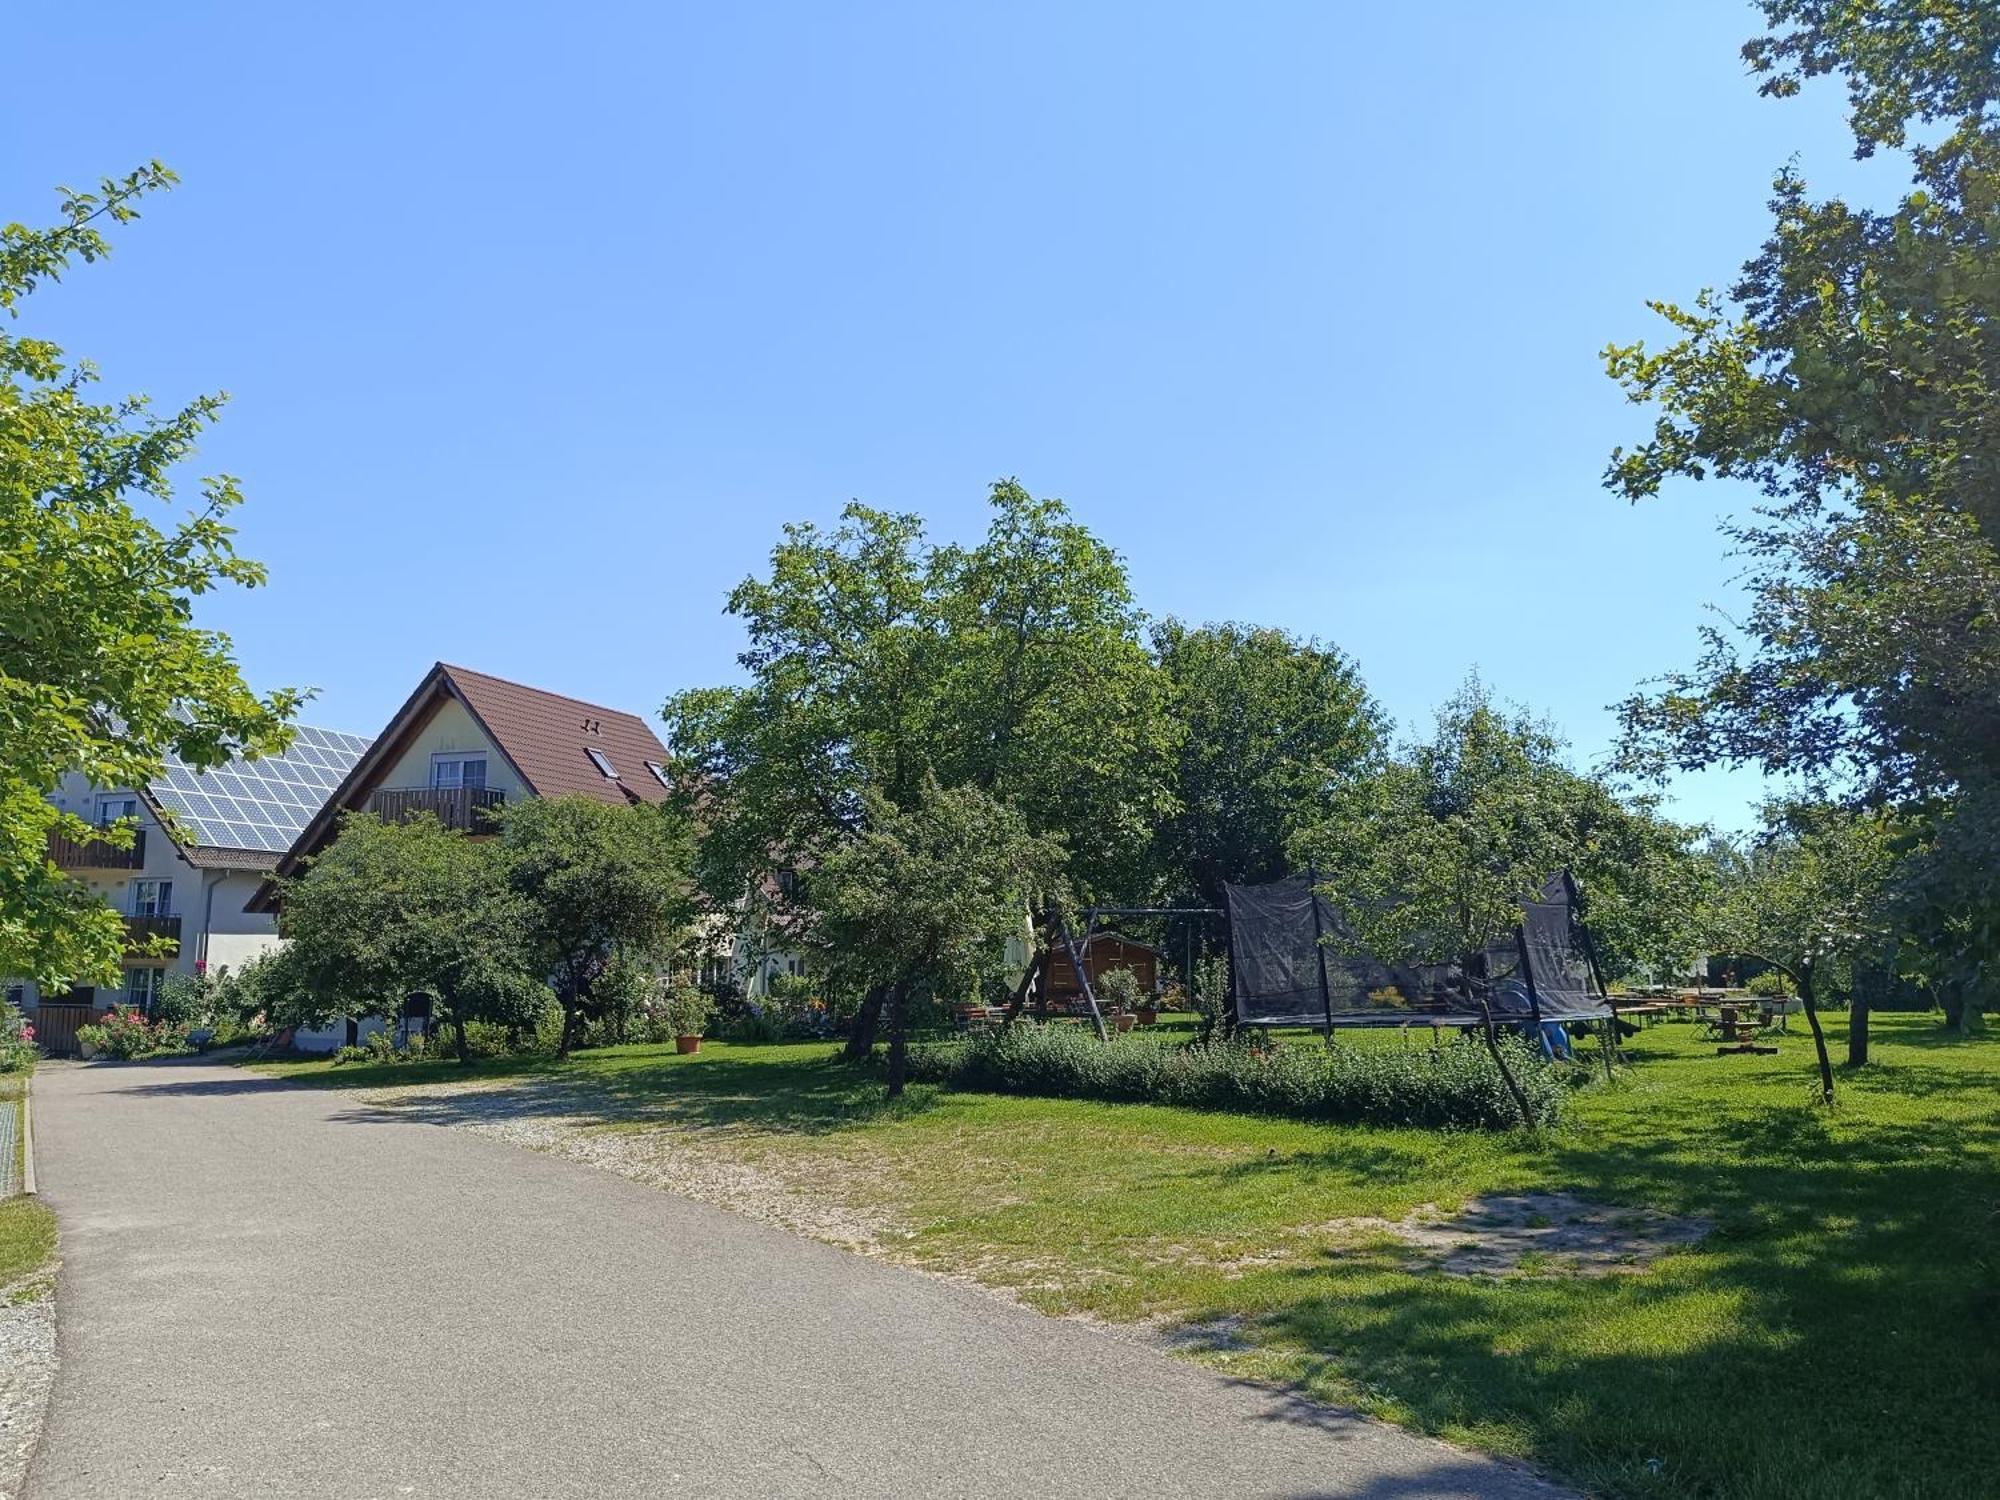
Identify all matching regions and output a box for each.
[0,1007,37,1073]
[76,1007,181,1060]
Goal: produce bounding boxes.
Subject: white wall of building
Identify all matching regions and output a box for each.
[374,698,527,798]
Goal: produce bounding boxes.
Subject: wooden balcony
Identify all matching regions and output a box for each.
[48,827,146,871]
[124,913,182,960]
[367,785,507,833]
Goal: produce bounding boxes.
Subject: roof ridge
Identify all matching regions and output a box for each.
[437,663,657,725]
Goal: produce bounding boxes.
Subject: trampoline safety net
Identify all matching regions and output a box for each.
[1518,871,1611,1020]
[1225,873,1435,1027]
[1225,870,1611,1027]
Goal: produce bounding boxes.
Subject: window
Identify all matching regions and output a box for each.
[123,967,164,1014]
[5,985,23,1009]
[430,753,487,790]
[644,760,672,790]
[586,747,618,779]
[131,880,173,917]
[97,796,138,828]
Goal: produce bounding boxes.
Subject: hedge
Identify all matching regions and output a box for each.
[903,1024,1565,1130]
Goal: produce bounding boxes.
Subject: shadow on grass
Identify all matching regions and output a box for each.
[306,1048,942,1140]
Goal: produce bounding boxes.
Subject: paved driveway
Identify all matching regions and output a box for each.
[27,1057,1561,1499]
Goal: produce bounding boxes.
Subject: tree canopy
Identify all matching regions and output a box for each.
[274,814,549,1064]
[1608,1,2000,1022]
[1,165,298,987]
[1147,620,1382,906]
[498,795,698,1057]
[1294,678,1708,985]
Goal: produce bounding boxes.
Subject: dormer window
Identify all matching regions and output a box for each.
[586,747,619,779]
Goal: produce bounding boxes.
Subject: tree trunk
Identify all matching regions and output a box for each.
[842,983,887,1062]
[1477,1003,1536,1130]
[1003,950,1044,1024]
[453,1013,470,1068]
[1799,965,1835,1105]
[556,1002,579,1061]
[1846,985,1870,1068]
[884,981,910,1099]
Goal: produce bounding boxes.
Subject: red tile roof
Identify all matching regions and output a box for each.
[440,664,671,806]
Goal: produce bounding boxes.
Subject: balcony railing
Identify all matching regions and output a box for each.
[48,827,146,871]
[124,913,182,960]
[367,785,507,833]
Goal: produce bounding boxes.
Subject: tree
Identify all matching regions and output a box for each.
[1148,620,1382,905]
[813,781,1064,1096]
[275,815,548,1064]
[499,795,698,1058]
[1294,678,1708,983]
[1606,2,2000,1027]
[2,164,299,988]
[1705,803,1897,1097]
[664,482,1167,1058]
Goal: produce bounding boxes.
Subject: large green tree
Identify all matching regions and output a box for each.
[274,815,548,1065]
[1705,801,1898,1098]
[499,795,697,1058]
[1606,1,2000,1024]
[2,165,298,987]
[1295,678,1710,986]
[1147,620,1382,906]
[813,780,1064,1095]
[664,481,1166,1055]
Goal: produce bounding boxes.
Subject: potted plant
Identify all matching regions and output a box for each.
[1100,968,1143,1032]
[76,1022,105,1060]
[665,986,716,1054]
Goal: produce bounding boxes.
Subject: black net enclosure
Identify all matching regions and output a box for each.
[1517,871,1611,1021]
[1225,873,1443,1027]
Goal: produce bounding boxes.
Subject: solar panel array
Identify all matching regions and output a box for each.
[149,724,374,855]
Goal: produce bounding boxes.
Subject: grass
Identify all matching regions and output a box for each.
[258,1013,2000,1500]
[0,1072,56,1296]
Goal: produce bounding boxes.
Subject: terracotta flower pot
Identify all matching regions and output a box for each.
[675,1035,702,1055]
[1113,1013,1137,1033]
[1135,1007,1158,1027]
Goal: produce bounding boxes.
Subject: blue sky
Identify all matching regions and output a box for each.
[9,3,1900,831]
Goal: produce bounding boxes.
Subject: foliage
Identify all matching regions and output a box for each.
[906,1024,1564,1130]
[1097,966,1144,1014]
[815,780,1066,1091]
[1296,677,1709,980]
[1,164,301,989]
[274,813,551,1064]
[0,1004,37,1072]
[728,972,832,1043]
[1745,969,1795,999]
[663,483,1166,991]
[1146,620,1382,904]
[153,970,223,1032]
[1191,953,1230,1025]
[1608,2,2000,1020]
[662,986,716,1039]
[1707,801,1899,1093]
[76,1006,178,1060]
[498,794,697,1057]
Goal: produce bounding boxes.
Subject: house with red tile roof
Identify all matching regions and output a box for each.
[249,663,804,1049]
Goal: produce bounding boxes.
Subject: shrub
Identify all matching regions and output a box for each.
[663,986,716,1038]
[0,1007,39,1073]
[727,973,835,1043]
[1746,971,1794,998]
[1097,967,1143,1014]
[330,1044,370,1066]
[82,1007,177,1060]
[902,1024,1564,1131]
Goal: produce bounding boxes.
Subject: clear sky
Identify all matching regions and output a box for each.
[8,2,1902,831]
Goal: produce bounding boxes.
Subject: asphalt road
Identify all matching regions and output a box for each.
[27,1057,1563,1499]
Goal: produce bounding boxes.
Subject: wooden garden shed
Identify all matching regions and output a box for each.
[1043,931,1162,1009]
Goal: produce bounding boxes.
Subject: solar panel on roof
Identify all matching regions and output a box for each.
[148,721,372,853]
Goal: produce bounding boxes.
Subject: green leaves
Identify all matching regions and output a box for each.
[2,166,299,986]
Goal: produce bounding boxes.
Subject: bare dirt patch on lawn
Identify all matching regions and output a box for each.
[1334,1191,1710,1277]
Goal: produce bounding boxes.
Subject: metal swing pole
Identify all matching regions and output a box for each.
[1306,866,1335,1045]
[1056,910,1109,1043]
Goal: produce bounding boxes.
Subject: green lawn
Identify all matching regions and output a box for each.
[0,1073,56,1296]
[261,1013,1999,1499]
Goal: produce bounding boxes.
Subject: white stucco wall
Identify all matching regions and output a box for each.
[374,698,527,798]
